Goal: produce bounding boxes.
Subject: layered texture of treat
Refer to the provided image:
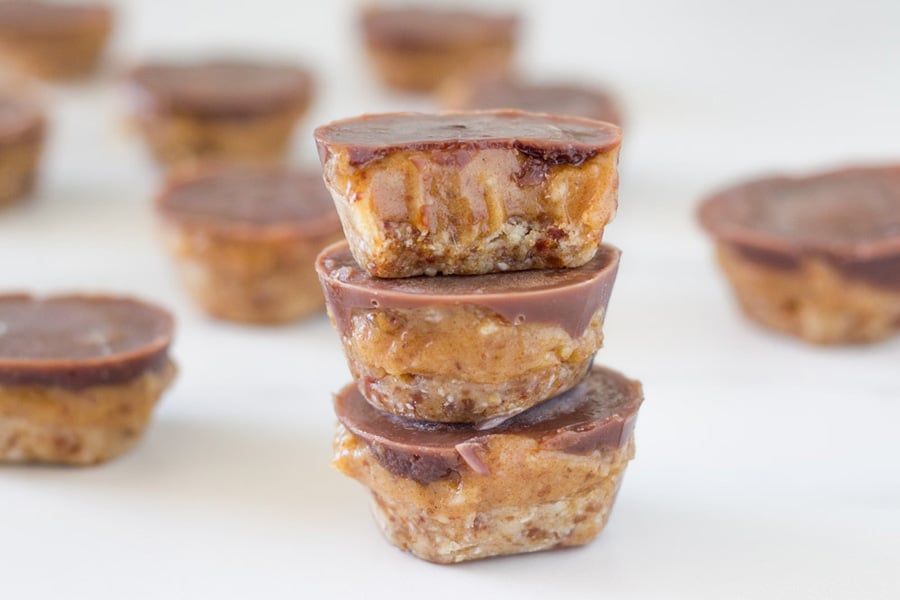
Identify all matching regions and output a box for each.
[158,166,343,323]
[128,60,314,167]
[0,93,45,208]
[315,110,622,277]
[0,295,176,465]
[699,166,900,344]
[0,2,112,79]
[360,7,518,92]
[333,365,643,564]
[317,241,620,422]
[441,76,623,125]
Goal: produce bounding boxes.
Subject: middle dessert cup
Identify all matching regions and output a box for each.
[316,241,620,423]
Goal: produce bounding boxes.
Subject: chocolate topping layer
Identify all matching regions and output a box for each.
[316,242,620,338]
[0,94,44,144]
[314,110,622,167]
[0,294,174,388]
[129,60,313,118]
[0,1,110,32]
[699,166,900,287]
[157,166,341,237]
[335,365,642,484]
[458,79,622,125]
[361,7,517,50]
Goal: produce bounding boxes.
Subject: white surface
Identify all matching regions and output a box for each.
[1,1,899,598]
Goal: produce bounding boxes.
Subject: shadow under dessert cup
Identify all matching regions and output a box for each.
[314,110,622,277]
[0,89,45,208]
[157,166,344,324]
[333,365,642,564]
[0,294,176,465]
[0,2,112,80]
[698,165,900,344]
[128,59,314,168]
[360,6,518,92]
[317,241,621,423]
[441,76,623,126]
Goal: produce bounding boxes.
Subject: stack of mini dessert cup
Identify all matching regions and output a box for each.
[313,109,644,564]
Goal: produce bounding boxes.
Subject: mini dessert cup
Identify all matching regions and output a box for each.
[157,166,343,324]
[314,110,622,277]
[128,59,314,168]
[360,6,518,92]
[0,294,176,465]
[0,88,45,209]
[0,2,112,80]
[699,166,900,344]
[333,365,643,564]
[317,241,620,423]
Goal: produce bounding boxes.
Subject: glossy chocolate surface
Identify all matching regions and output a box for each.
[129,60,312,117]
[361,7,517,50]
[316,242,620,338]
[335,365,642,484]
[700,166,900,288]
[0,1,110,31]
[314,110,622,167]
[158,166,340,236]
[458,79,622,125]
[0,294,174,388]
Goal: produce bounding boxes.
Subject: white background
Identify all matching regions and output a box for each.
[1,1,898,598]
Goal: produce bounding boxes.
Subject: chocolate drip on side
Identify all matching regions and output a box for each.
[334,366,643,485]
[316,242,620,339]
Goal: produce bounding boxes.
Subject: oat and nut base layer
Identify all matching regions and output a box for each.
[0,360,175,465]
[334,424,634,564]
[162,226,340,323]
[343,306,605,422]
[717,244,900,344]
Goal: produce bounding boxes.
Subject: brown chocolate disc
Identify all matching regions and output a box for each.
[335,365,643,484]
[314,110,622,167]
[361,7,518,50]
[157,166,341,238]
[128,59,313,118]
[454,78,622,125]
[316,241,620,338]
[0,294,174,388]
[698,166,900,287]
[0,1,111,33]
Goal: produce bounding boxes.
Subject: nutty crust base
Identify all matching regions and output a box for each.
[0,135,42,208]
[334,424,634,564]
[716,244,900,344]
[340,306,605,423]
[134,105,306,169]
[162,224,342,324]
[0,360,176,465]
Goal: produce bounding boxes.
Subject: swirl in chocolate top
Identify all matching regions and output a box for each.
[129,60,313,117]
[335,365,643,484]
[458,79,622,125]
[699,166,900,259]
[157,167,341,237]
[314,110,623,167]
[0,294,174,388]
[361,7,518,50]
[0,94,43,144]
[316,242,620,338]
[0,1,111,32]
